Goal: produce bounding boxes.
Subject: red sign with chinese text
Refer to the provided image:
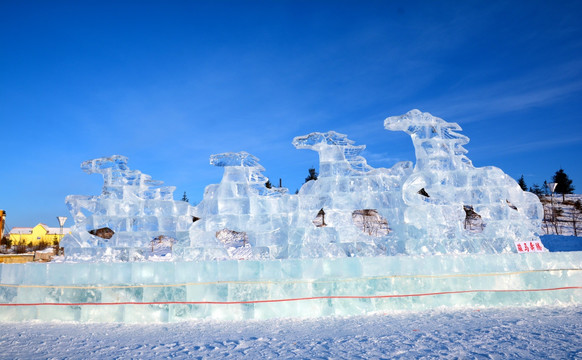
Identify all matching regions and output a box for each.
[515,241,545,253]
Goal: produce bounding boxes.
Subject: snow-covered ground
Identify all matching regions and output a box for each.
[0,306,580,359]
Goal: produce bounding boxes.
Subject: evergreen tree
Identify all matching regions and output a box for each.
[517,175,527,191]
[552,168,575,201]
[265,180,272,189]
[305,168,318,183]
[529,184,543,196]
[181,191,189,202]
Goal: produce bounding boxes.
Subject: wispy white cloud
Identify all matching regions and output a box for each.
[428,61,582,123]
[470,134,582,157]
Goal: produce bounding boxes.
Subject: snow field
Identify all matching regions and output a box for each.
[0,306,580,359]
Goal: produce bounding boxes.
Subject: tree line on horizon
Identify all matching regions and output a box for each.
[518,169,580,237]
[517,168,575,201]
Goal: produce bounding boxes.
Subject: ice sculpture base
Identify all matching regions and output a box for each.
[1,252,580,322]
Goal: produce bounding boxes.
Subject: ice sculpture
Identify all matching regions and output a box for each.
[384,110,544,254]
[60,110,545,262]
[290,131,413,257]
[61,155,195,261]
[3,109,570,324]
[184,151,291,260]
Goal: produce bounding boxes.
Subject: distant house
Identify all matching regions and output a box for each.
[9,224,70,246]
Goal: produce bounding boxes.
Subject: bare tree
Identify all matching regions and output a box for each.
[573,200,582,237]
[542,202,551,234]
[551,207,563,235]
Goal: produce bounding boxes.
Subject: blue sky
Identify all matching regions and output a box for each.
[1,1,581,229]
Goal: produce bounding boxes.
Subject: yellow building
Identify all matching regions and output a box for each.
[9,223,70,246]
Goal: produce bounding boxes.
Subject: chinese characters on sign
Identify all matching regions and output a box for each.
[515,241,545,253]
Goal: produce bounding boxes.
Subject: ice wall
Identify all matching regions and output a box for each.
[1,252,580,322]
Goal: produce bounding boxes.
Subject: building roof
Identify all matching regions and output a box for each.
[9,227,33,234]
[45,227,71,234]
[9,223,71,235]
